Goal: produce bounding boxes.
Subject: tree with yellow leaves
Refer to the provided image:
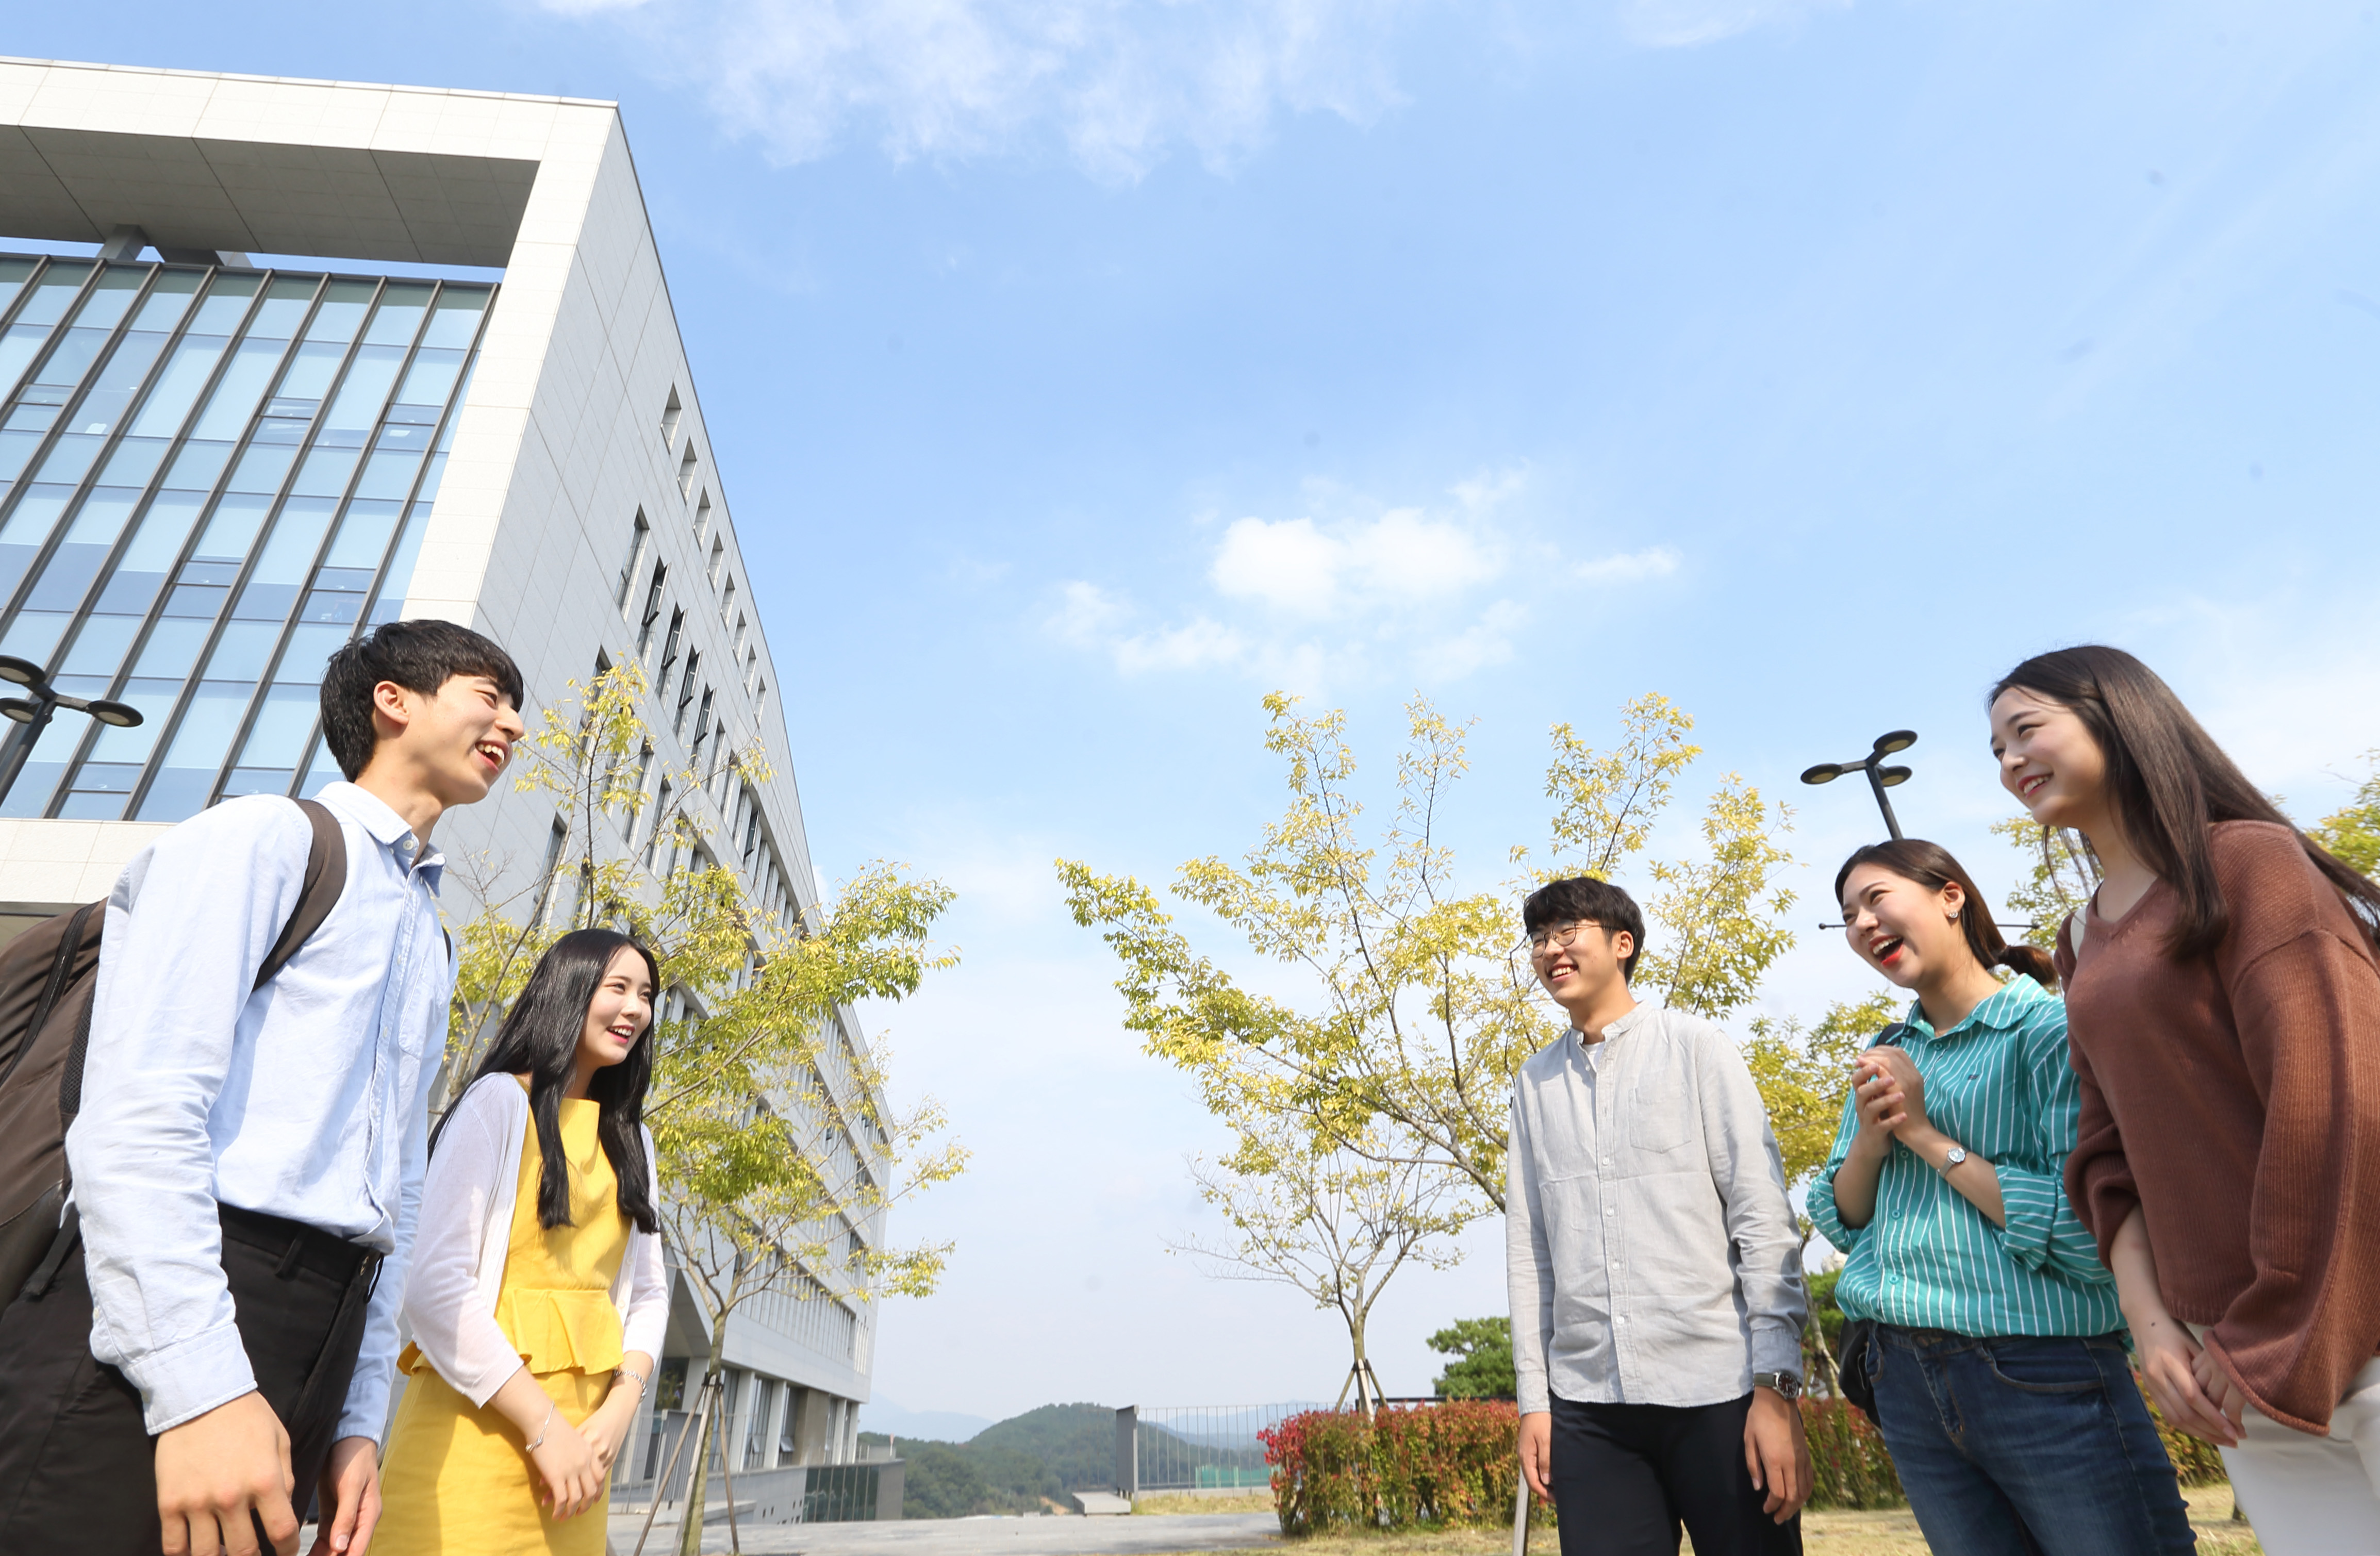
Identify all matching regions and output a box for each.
[438,664,966,1552]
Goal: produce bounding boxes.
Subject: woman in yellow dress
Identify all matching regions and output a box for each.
[375,929,669,1553]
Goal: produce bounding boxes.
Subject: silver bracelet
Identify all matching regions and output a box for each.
[525,1399,558,1452]
[616,1363,650,1399]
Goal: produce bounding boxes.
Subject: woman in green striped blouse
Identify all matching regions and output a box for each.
[1805,839,2192,1556]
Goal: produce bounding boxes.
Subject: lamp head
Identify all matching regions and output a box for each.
[86,699,142,729]
[1872,729,1918,756]
[1799,763,1844,786]
[1877,765,1913,788]
[0,655,43,688]
[0,697,39,724]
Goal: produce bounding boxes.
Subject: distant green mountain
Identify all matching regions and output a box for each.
[861,1401,1115,1519]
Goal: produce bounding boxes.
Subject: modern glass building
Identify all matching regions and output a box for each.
[0,56,886,1500]
[0,256,486,818]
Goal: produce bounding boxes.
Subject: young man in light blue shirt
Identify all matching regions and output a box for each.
[1508,875,1811,1556]
[0,619,525,1556]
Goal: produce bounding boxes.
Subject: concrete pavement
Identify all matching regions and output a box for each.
[601,1510,1282,1556]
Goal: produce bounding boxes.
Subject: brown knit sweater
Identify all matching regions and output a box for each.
[2056,820,2380,1434]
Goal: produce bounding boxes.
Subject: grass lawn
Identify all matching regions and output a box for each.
[1135,1484,2260,1553]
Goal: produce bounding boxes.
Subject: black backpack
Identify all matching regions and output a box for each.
[0,798,347,1304]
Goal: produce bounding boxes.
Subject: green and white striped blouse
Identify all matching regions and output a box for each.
[1805,975,2120,1336]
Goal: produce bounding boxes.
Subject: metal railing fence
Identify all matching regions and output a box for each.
[1117,1402,1324,1495]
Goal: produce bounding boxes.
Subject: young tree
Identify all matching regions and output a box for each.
[1174,1098,1466,1411]
[1059,691,1796,1221]
[1425,1317,1517,1400]
[1742,992,1900,1191]
[434,665,965,1552]
[2311,753,2380,878]
[1989,817,2097,951]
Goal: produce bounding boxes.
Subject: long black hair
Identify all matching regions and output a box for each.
[1833,838,2059,990]
[1991,645,2380,960]
[451,928,660,1233]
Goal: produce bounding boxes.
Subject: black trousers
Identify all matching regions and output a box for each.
[1548,1392,1804,1556]
[0,1203,382,1554]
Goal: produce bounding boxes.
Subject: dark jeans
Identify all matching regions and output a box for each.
[1866,1326,2196,1556]
[1548,1391,1803,1556]
[0,1203,381,1554]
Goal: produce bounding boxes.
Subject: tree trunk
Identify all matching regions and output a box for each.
[675,1310,733,1556]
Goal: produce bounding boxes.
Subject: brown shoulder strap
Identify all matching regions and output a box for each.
[255,798,347,991]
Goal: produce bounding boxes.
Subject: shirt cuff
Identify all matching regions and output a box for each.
[127,1320,260,1435]
[1515,1373,1551,1415]
[1749,1323,1804,1383]
[336,1358,393,1445]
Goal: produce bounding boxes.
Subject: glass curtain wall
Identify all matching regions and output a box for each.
[0,253,494,821]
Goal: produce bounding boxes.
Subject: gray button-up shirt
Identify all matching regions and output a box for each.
[1506,1004,1807,1413]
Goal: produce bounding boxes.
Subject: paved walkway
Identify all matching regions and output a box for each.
[603,1510,1281,1556]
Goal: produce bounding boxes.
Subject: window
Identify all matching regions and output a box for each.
[721,575,736,625]
[644,779,672,868]
[743,646,757,692]
[656,606,685,688]
[690,686,715,764]
[532,817,568,925]
[614,510,648,611]
[732,612,748,656]
[706,535,724,584]
[635,561,668,659]
[676,442,696,497]
[673,649,701,737]
[659,386,681,449]
[623,742,653,834]
[693,489,710,540]
[753,676,766,716]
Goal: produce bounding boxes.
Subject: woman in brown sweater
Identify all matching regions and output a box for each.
[1987,645,2380,1554]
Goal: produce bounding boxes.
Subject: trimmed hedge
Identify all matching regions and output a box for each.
[1262,1397,1916,1535]
[1262,1401,1534,1535]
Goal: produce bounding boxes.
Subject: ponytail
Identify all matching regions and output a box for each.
[1833,839,2059,993]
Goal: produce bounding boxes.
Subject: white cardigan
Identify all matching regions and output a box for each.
[401,1074,670,1408]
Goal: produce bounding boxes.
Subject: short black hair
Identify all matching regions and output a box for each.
[319,619,525,780]
[1521,876,1646,982]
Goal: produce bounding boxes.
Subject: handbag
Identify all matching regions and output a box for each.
[1835,1318,1879,1420]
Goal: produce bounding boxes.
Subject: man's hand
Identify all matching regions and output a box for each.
[306,1437,382,1556]
[1742,1388,1810,1525]
[155,1391,298,1556]
[1517,1411,1552,1502]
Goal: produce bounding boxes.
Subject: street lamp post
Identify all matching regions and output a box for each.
[1799,729,1918,840]
[0,654,143,807]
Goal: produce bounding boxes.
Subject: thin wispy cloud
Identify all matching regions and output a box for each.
[534,0,1422,180]
[1573,545,1681,583]
[1616,0,1850,49]
[534,0,1831,179]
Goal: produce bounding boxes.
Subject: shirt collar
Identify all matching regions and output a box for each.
[1901,972,2051,1044]
[315,781,445,888]
[1572,1002,1651,1051]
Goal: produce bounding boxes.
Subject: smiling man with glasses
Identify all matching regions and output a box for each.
[1507,875,1811,1556]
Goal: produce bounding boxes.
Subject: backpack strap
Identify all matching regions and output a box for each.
[255,798,347,992]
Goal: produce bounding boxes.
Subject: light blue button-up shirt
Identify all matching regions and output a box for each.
[67,782,451,1440]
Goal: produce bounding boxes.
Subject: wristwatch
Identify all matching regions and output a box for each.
[1751,1371,1803,1402]
[1937,1145,1970,1173]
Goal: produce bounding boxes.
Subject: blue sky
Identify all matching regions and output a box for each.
[22,0,2380,1426]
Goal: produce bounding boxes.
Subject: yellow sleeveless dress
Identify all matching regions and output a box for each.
[375,1083,630,1555]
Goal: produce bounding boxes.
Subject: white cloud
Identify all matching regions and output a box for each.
[1210,504,1505,617]
[1573,545,1681,584]
[1050,469,1561,687]
[533,0,1422,181]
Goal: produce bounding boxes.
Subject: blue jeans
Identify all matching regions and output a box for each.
[1866,1327,2195,1556]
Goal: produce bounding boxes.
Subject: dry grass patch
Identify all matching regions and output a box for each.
[1132,1482,2262,1555]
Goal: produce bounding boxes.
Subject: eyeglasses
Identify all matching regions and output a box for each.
[1527,921,1602,954]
